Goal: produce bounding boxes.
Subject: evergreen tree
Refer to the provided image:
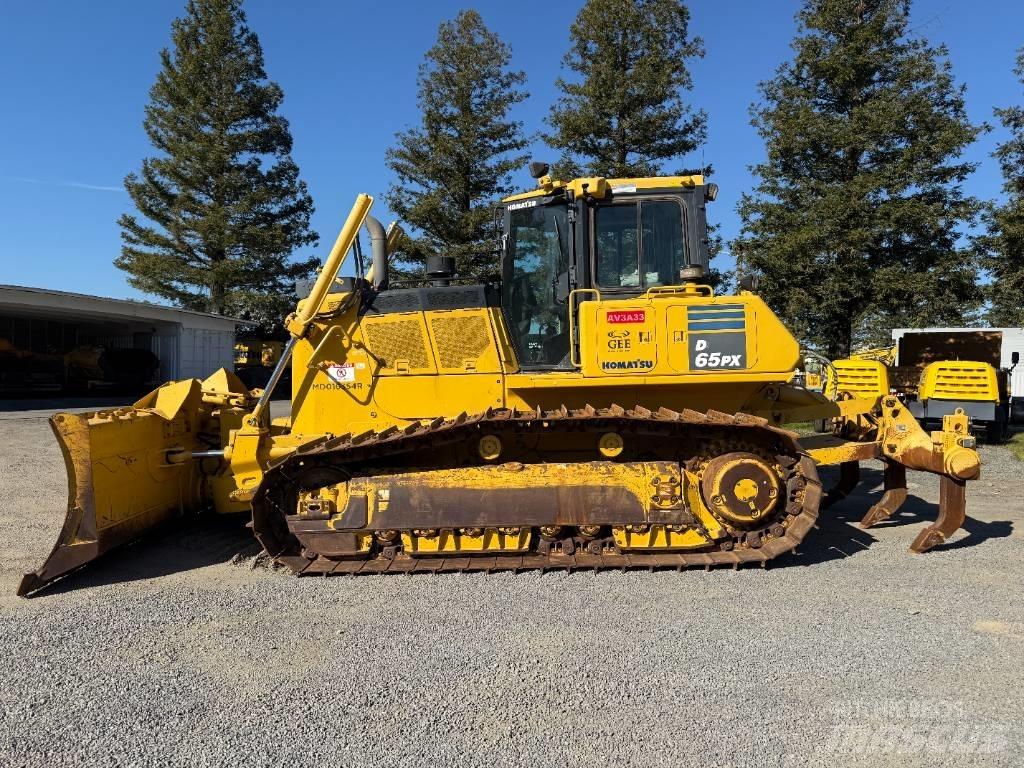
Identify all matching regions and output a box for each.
[116,0,318,333]
[732,0,984,359]
[981,48,1024,327]
[385,10,528,280]
[545,0,706,178]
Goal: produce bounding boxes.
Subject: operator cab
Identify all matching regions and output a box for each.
[500,164,716,369]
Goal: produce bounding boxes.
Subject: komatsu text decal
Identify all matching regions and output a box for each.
[507,199,538,211]
[602,359,654,370]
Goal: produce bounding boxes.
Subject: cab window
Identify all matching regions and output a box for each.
[502,203,571,367]
[594,199,686,290]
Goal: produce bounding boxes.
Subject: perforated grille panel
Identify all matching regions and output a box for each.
[431,315,491,370]
[362,319,430,369]
[833,360,888,399]
[931,364,993,399]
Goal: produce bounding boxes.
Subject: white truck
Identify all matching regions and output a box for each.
[891,327,1024,431]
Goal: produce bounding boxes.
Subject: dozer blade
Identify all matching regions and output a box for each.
[17,380,207,597]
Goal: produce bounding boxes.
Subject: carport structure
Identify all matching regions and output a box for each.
[0,284,243,390]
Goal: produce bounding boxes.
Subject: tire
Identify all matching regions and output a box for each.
[985,420,1008,444]
[1011,399,1024,426]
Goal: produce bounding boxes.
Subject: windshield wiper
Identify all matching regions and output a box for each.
[553,215,567,267]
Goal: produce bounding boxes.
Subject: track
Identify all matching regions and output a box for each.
[251,405,823,575]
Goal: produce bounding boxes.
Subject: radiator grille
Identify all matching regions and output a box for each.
[833,360,888,399]
[431,315,490,370]
[362,319,430,369]
[931,363,994,399]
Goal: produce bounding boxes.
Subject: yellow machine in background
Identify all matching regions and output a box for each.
[898,331,1013,442]
[832,335,1014,442]
[793,357,825,393]
[19,167,982,596]
[804,369,823,392]
[234,339,286,390]
[919,360,998,398]
[234,340,284,368]
[850,346,897,367]
[826,358,890,401]
[824,347,896,401]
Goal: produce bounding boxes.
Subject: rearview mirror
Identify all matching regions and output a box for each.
[1013,351,1020,366]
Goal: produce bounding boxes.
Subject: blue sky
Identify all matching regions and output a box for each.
[1,0,1022,301]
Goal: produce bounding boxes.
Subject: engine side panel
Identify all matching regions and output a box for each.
[577,292,799,381]
[289,287,802,438]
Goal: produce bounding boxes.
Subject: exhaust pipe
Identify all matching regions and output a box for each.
[365,215,388,291]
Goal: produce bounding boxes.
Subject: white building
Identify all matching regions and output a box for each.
[0,284,243,385]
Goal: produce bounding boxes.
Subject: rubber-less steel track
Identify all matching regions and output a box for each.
[251,405,823,575]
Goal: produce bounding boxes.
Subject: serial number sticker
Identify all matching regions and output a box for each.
[607,310,646,324]
[325,363,356,383]
[688,335,746,369]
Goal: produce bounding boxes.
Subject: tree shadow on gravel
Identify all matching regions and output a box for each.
[35,514,260,598]
[779,465,1014,569]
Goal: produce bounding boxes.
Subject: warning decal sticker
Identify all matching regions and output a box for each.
[325,363,356,384]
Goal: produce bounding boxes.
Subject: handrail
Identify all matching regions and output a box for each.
[568,288,601,368]
[286,193,373,337]
[251,194,373,422]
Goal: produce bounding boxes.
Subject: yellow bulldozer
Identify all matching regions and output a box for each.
[18,166,982,596]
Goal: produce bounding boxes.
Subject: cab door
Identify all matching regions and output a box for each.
[501,201,575,369]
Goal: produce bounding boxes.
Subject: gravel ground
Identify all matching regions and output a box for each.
[0,405,1022,767]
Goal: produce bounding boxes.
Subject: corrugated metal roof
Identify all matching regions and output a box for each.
[0,284,247,326]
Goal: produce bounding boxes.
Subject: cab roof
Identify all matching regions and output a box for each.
[502,174,705,203]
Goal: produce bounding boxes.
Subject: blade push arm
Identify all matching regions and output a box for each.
[249,194,373,424]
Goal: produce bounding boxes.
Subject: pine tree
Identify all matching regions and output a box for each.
[385,10,528,280]
[732,0,984,359]
[545,0,706,178]
[981,48,1024,327]
[116,0,318,334]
